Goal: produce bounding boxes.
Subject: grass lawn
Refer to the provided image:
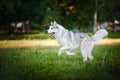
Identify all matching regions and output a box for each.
[0,41,120,80]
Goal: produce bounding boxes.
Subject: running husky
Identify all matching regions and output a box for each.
[47,21,108,61]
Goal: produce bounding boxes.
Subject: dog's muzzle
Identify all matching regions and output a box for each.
[49,32,55,36]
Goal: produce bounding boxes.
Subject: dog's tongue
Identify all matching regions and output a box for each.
[49,32,55,36]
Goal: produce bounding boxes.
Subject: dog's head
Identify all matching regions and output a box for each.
[47,21,60,36]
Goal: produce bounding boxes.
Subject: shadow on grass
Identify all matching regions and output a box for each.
[0,33,50,40]
[0,30,120,40]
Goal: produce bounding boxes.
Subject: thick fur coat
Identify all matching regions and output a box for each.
[47,21,108,61]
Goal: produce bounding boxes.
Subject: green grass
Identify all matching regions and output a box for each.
[0,45,120,80]
[0,32,49,40]
[107,30,120,39]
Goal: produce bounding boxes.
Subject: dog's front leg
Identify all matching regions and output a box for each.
[66,50,76,56]
[58,46,68,56]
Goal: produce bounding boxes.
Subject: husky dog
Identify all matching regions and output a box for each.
[47,21,108,61]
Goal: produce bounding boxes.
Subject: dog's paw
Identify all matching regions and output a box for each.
[58,53,62,56]
[58,54,61,56]
[90,57,94,61]
[58,50,62,56]
[83,58,87,62]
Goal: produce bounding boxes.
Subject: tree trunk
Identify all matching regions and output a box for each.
[94,10,97,32]
[93,0,97,32]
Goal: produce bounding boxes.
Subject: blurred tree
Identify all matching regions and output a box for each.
[0,0,120,32]
[0,0,21,30]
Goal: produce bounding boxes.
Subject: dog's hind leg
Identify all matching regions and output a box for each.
[87,43,94,61]
[80,38,94,61]
[88,53,94,61]
[80,39,88,61]
[80,51,88,61]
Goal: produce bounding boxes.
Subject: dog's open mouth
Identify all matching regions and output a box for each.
[49,32,55,36]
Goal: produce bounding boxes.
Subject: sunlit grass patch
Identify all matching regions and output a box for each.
[0,38,120,48]
[0,39,58,48]
[95,38,120,45]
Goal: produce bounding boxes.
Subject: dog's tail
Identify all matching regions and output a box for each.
[92,29,108,41]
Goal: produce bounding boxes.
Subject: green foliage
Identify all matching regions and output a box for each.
[0,45,120,80]
[0,0,120,31]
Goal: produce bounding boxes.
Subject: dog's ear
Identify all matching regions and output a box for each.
[54,21,57,25]
[51,21,53,25]
[53,21,59,29]
[54,21,57,27]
